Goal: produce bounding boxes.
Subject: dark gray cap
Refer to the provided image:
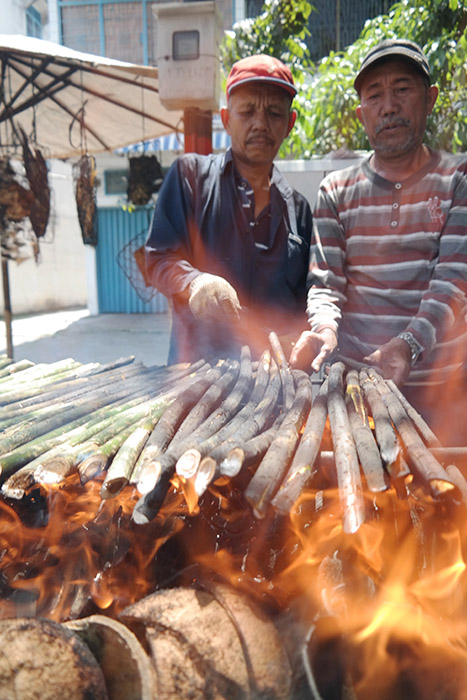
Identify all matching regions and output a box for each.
[354,38,431,93]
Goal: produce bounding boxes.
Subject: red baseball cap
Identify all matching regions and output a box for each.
[226,54,297,99]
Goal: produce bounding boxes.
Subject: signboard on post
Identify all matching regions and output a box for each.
[153,0,221,153]
[154,1,222,113]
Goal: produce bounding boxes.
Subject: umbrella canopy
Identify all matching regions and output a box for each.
[0,34,183,159]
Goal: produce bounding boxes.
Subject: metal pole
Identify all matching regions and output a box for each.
[184,108,213,154]
[1,257,13,359]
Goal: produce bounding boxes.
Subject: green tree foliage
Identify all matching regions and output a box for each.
[221,0,467,156]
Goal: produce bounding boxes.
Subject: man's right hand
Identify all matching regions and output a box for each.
[289,328,338,373]
[188,273,241,322]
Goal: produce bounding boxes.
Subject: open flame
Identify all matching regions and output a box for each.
[1,430,467,697]
[0,345,466,700]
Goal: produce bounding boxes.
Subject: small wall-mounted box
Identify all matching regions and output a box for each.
[154,1,222,111]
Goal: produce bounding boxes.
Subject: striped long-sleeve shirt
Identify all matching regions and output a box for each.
[307,149,467,386]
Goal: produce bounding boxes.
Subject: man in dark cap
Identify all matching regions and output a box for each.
[291,38,467,445]
[145,54,312,364]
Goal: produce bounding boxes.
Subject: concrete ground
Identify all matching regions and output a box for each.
[0,308,171,368]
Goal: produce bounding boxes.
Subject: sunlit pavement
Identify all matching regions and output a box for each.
[0,308,171,368]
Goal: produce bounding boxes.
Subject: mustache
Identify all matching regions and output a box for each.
[375,117,410,134]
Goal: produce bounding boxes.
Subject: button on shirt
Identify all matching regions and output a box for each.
[236,177,272,249]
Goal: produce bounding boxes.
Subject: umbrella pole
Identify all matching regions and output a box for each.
[1,257,14,359]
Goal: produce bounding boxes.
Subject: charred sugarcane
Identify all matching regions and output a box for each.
[132,348,255,524]
[345,370,388,493]
[370,369,459,501]
[272,377,329,514]
[175,350,274,487]
[133,360,241,497]
[194,359,283,496]
[244,370,313,520]
[327,363,365,534]
[359,368,401,473]
[130,362,228,487]
[269,331,295,410]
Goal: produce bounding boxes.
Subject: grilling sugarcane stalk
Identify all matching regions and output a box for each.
[98,367,214,496]
[0,408,135,500]
[345,370,388,493]
[0,359,184,427]
[134,358,242,497]
[0,361,198,457]
[0,363,148,428]
[159,360,238,448]
[195,360,283,496]
[359,368,401,470]
[101,421,155,498]
[386,378,442,448]
[327,362,365,535]
[0,385,146,458]
[34,423,139,485]
[3,418,138,499]
[0,359,86,403]
[272,377,329,514]
[0,354,14,371]
[0,358,207,425]
[370,369,458,500]
[129,363,227,487]
[51,395,173,483]
[219,414,285,478]
[268,331,295,411]
[1,391,176,495]
[132,350,253,524]
[0,385,169,479]
[0,358,34,377]
[175,350,273,483]
[35,396,172,486]
[244,370,313,520]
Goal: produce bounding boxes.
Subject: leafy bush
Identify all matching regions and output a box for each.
[221,0,467,156]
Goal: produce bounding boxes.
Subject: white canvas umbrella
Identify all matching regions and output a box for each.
[0,34,182,159]
[0,35,183,357]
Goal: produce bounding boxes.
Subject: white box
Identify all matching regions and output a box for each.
[154,1,222,111]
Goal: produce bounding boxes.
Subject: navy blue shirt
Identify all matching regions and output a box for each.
[145,148,312,363]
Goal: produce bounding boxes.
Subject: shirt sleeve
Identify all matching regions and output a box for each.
[404,163,467,355]
[306,182,347,333]
[144,156,200,299]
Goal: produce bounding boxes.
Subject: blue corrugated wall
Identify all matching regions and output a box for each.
[96,207,169,313]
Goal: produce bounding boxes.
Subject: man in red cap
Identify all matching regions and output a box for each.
[144,54,312,364]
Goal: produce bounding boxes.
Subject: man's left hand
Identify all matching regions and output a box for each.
[363,337,412,386]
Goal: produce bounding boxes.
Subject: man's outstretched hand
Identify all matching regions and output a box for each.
[363,337,412,386]
[289,328,338,373]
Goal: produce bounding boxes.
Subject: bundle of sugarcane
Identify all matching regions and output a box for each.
[271,362,467,534]
[0,355,213,498]
[1,347,466,533]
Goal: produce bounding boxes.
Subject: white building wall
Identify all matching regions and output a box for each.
[0,0,90,316]
[6,160,89,314]
[0,0,28,35]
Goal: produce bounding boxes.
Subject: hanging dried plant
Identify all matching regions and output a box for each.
[73,155,98,247]
[0,158,31,222]
[20,129,50,239]
[127,155,164,207]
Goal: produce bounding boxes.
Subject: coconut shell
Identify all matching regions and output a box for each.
[120,583,292,699]
[0,616,108,700]
[65,613,156,700]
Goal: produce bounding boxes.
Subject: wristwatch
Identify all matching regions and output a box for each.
[397,332,423,366]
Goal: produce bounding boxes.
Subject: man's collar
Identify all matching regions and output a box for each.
[221,147,293,198]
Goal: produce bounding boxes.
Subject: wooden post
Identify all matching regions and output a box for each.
[1,257,13,359]
[183,108,213,154]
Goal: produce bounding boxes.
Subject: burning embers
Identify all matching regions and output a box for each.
[0,341,466,699]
